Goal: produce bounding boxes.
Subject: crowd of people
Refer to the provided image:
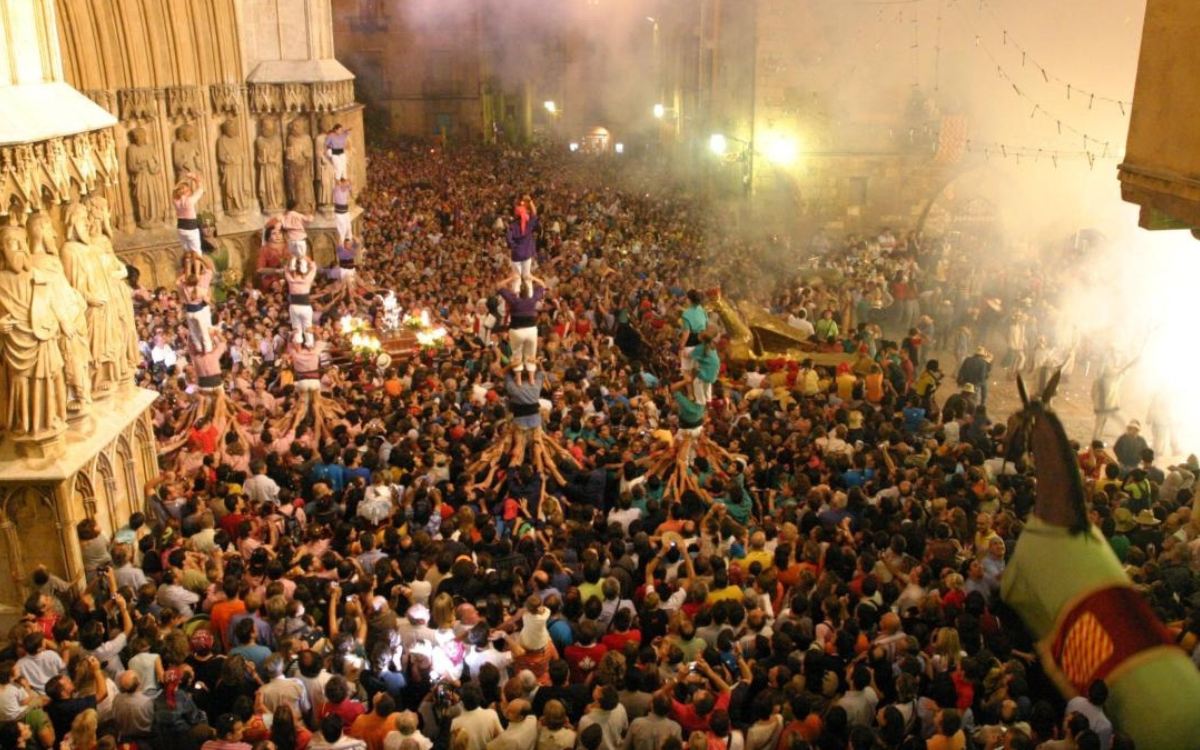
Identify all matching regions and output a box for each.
[4,140,1197,750]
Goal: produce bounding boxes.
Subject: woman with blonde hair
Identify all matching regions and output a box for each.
[927,627,964,679]
[430,593,464,681]
[61,708,98,750]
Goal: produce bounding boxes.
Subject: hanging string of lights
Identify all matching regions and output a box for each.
[969,0,1134,113]
[948,0,1120,162]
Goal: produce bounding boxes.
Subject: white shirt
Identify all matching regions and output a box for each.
[17,650,64,695]
[0,682,30,721]
[463,647,513,684]
[451,707,503,750]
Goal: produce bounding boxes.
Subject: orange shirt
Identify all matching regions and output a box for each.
[210,598,246,651]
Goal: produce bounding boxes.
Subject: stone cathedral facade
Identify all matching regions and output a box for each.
[0,0,364,629]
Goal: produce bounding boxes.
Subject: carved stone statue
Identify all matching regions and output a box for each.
[255,119,285,211]
[43,139,71,204]
[88,197,139,386]
[27,213,91,414]
[284,118,315,209]
[70,135,100,195]
[216,119,252,213]
[126,127,164,228]
[172,123,204,182]
[0,223,67,440]
[60,201,117,397]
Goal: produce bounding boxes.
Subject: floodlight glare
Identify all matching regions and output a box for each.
[615,143,625,154]
[766,136,798,165]
[653,104,665,119]
[544,101,557,114]
[709,134,728,156]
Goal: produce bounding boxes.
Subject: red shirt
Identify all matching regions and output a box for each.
[564,642,608,684]
[601,630,642,653]
[220,511,248,540]
[672,691,732,734]
[320,699,366,728]
[190,425,219,455]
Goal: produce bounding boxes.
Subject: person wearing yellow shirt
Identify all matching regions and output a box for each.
[741,531,774,574]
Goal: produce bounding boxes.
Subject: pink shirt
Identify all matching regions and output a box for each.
[282,210,312,241]
[174,188,204,219]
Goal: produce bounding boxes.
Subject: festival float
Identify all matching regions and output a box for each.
[331,292,453,370]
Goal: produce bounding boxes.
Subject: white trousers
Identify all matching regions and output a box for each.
[511,258,533,290]
[186,307,214,353]
[178,228,202,255]
[335,212,352,245]
[509,325,538,371]
[329,152,348,180]
[290,304,314,345]
[692,378,713,405]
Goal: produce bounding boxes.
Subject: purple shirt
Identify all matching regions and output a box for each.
[326,130,351,150]
[506,214,539,261]
[499,285,544,325]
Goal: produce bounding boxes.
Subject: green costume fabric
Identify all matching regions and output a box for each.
[1003,516,1200,749]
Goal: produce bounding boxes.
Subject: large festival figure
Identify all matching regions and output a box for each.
[1004,374,1200,749]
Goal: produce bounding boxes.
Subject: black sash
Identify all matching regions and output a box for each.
[198,374,222,388]
[290,294,311,305]
[185,302,207,313]
[330,148,345,155]
[510,315,536,329]
[511,402,540,417]
[334,204,349,214]
[177,218,200,230]
[296,370,320,381]
[681,416,704,429]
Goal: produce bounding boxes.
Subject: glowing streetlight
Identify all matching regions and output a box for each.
[765,135,798,165]
[709,133,729,156]
[568,142,579,152]
[544,101,557,115]
[653,104,665,119]
[615,143,625,154]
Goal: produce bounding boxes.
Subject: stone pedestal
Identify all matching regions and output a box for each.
[0,389,158,632]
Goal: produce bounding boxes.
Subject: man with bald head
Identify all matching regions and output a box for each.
[111,670,154,742]
[486,699,537,750]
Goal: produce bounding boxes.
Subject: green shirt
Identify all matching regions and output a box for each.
[674,391,705,427]
[694,346,720,383]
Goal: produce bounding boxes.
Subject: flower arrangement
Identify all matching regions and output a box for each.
[403,309,433,331]
[339,315,368,335]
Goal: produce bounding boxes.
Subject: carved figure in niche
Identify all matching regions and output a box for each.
[60,202,117,397]
[172,123,204,182]
[27,213,91,413]
[255,119,285,211]
[284,118,315,209]
[4,145,43,214]
[70,135,100,195]
[126,127,164,228]
[88,197,139,383]
[315,115,335,209]
[43,139,71,204]
[216,119,252,213]
[0,223,67,439]
[94,131,120,186]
